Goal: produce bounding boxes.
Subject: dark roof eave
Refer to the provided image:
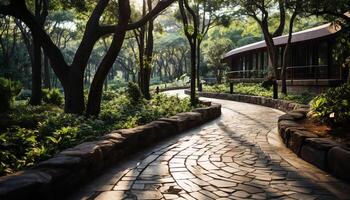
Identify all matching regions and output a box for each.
[223,23,339,59]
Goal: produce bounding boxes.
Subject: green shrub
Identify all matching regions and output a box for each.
[0,127,44,175]
[0,104,62,130]
[0,78,22,113]
[0,89,196,175]
[203,84,229,93]
[127,82,142,102]
[42,88,64,106]
[102,90,119,101]
[311,84,350,128]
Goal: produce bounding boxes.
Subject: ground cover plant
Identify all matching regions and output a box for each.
[310,83,350,129]
[0,84,196,176]
[203,83,314,105]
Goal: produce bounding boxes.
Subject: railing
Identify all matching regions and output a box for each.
[278,65,329,81]
[202,77,217,84]
[227,65,331,81]
[226,70,268,79]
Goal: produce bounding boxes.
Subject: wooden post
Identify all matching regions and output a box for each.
[230,82,234,94]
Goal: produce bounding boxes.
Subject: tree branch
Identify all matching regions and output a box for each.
[99,0,176,36]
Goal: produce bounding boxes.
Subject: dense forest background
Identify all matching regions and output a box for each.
[0,0,326,92]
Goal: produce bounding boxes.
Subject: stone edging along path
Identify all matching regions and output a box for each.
[190,90,350,183]
[185,90,309,112]
[0,102,221,200]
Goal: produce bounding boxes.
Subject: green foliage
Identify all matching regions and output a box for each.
[0,90,195,175]
[150,74,190,90]
[311,84,350,128]
[127,82,142,102]
[102,90,119,101]
[0,78,22,113]
[42,89,64,106]
[203,84,230,93]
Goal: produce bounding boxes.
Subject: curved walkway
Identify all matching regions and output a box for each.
[69,90,350,200]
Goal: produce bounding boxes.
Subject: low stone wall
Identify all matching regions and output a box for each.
[189,90,350,182]
[278,111,350,182]
[186,90,309,112]
[0,103,221,200]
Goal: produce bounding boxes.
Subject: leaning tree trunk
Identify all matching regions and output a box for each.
[86,29,128,116]
[86,1,130,116]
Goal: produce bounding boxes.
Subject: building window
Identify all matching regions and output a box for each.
[263,51,268,69]
[257,52,261,71]
[252,53,257,71]
[318,42,328,66]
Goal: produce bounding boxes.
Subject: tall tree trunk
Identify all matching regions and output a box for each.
[29,37,42,105]
[281,9,298,95]
[190,43,197,105]
[64,68,85,114]
[179,0,198,105]
[29,0,48,105]
[196,41,201,89]
[142,0,154,100]
[262,26,279,99]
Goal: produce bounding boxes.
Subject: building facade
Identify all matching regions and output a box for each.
[223,23,348,94]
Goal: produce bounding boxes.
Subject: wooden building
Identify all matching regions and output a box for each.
[223,23,348,94]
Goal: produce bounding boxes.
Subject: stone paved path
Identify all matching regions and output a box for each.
[69,90,350,200]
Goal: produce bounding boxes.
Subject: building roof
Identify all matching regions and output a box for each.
[223,23,340,59]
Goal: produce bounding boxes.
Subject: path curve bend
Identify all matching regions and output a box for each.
[69,90,350,200]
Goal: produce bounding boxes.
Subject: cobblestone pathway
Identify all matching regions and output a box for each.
[69,91,350,200]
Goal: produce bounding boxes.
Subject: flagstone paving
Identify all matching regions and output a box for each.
[69,90,350,200]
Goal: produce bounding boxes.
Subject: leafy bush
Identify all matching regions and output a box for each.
[234,83,273,97]
[0,104,62,129]
[310,84,350,128]
[42,89,64,106]
[0,78,22,113]
[203,84,229,93]
[102,90,119,101]
[127,82,142,102]
[0,90,196,175]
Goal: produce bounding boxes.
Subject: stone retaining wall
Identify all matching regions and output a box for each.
[186,90,309,112]
[0,103,221,200]
[278,111,350,182]
[190,90,350,182]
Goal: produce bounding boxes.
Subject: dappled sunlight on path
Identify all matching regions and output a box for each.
[69,90,349,200]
